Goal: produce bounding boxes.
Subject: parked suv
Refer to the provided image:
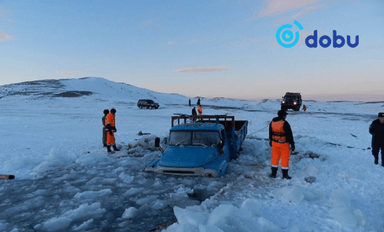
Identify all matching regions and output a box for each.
[281,92,302,111]
[137,99,159,109]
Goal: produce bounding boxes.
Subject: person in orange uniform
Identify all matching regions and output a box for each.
[269,110,295,179]
[197,105,203,116]
[105,108,120,153]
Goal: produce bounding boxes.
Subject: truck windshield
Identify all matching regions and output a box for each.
[169,131,220,146]
[284,96,298,100]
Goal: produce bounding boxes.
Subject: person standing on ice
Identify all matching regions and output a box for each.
[198,105,203,116]
[192,107,197,116]
[102,109,109,147]
[269,110,295,179]
[369,112,384,166]
[191,107,197,122]
[105,108,120,153]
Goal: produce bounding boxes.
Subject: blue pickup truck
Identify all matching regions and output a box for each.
[145,115,248,177]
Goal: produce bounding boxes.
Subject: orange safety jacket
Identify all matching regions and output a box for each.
[271,120,286,142]
[105,113,116,145]
[269,117,294,145]
[105,113,115,128]
[198,106,203,115]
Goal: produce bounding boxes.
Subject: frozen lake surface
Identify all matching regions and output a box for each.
[0,77,383,232]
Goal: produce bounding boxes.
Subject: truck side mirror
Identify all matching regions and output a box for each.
[218,140,224,154]
[218,140,223,148]
[155,137,160,147]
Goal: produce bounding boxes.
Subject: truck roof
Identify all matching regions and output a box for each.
[170,123,224,132]
[285,92,301,96]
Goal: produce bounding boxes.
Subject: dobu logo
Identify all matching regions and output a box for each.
[305,30,359,48]
[276,20,303,48]
[276,21,359,48]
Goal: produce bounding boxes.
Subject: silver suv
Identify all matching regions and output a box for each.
[137,99,159,109]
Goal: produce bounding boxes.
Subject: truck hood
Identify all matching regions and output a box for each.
[158,146,218,168]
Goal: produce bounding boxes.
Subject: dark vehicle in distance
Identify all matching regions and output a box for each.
[281,92,302,111]
[137,99,160,109]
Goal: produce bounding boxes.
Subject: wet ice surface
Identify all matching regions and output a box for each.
[0,129,309,232]
[0,137,269,232]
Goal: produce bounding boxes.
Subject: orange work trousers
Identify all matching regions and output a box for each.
[271,141,290,169]
[107,132,115,145]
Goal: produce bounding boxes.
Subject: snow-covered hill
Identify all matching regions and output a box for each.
[0,77,383,232]
[0,77,188,104]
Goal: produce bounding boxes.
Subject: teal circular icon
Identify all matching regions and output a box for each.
[276,20,303,48]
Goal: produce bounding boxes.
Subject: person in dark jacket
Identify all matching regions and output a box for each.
[102,109,109,147]
[269,110,295,179]
[369,112,384,166]
[191,107,197,122]
[192,107,197,116]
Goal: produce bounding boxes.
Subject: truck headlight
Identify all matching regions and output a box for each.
[294,101,297,105]
[282,101,285,104]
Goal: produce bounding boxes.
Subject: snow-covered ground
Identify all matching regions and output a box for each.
[0,77,383,232]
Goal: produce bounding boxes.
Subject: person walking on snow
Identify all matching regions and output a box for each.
[269,110,295,179]
[369,112,384,166]
[105,108,120,153]
[102,109,109,147]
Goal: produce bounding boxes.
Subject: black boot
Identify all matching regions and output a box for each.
[269,167,278,178]
[107,145,113,153]
[282,169,292,179]
[374,154,378,165]
[113,145,120,151]
[381,153,384,166]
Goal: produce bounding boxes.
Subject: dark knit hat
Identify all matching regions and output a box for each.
[378,112,384,118]
[278,110,288,118]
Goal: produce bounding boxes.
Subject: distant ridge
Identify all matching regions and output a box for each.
[0,77,189,103]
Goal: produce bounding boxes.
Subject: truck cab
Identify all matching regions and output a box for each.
[145,115,248,177]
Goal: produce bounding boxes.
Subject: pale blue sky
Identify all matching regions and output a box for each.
[0,0,383,100]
